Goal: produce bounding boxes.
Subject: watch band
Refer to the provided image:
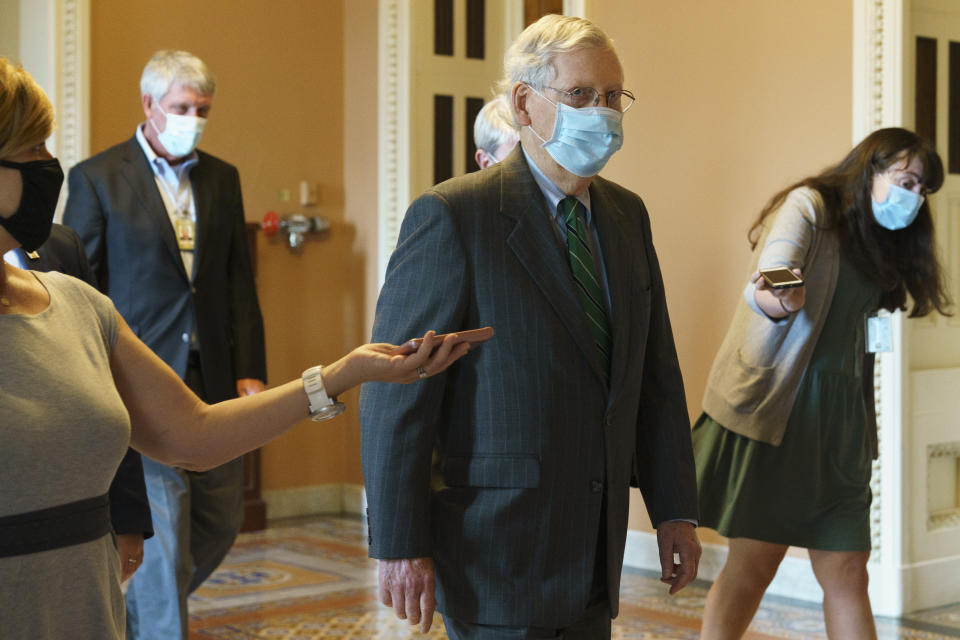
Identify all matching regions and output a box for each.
[301,365,346,421]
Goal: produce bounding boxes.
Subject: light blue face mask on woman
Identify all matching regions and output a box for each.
[527,87,623,178]
[871,175,924,230]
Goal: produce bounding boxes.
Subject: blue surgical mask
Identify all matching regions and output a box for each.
[872,176,924,230]
[150,103,206,158]
[528,87,623,178]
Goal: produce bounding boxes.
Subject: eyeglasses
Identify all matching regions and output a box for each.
[543,86,636,112]
[881,170,927,196]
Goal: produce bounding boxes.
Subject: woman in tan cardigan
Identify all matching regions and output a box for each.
[695,128,952,640]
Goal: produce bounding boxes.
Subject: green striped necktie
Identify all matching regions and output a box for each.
[560,196,611,379]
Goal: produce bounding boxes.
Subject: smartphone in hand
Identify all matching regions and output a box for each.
[759,267,804,289]
[393,326,494,355]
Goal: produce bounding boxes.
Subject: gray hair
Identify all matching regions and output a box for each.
[474,95,519,154]
[140,50,216,100]
[498,14,616,95]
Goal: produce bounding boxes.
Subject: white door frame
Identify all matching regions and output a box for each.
[14,0,90,218]
[851,0,960,616]
[853,0,909,617]
[375,0,584,286]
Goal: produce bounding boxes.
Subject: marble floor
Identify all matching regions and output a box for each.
[187,516,960,639]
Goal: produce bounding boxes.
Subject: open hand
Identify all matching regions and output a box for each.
[358,330,476,385]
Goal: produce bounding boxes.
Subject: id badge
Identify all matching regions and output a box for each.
[866,313,893,353]
[175,217,195,252]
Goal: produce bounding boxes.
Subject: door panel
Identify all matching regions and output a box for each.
[910,0,960,367]
[411,0,508,195]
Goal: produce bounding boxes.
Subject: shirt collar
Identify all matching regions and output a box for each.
[135,124,198,181]
[3,249,27,269]
[521,145,592,224]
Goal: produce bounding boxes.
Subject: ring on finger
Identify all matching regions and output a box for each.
[417,366,427,379]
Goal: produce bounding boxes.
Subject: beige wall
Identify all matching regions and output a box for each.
[89,0,365,489]
[589,1,853,535]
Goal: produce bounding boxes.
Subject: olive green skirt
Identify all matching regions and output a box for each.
[694,258,877,551]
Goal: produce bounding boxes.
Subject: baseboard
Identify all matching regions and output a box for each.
[342,483,367,516]
[623,529,824,603]
[262,483,366,520]
[901,552,960,612]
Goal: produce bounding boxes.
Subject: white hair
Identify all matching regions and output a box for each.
[140,50,216,100]
[474,95,519,154]
[498,14,616,95]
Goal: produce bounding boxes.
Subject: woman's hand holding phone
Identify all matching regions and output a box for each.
[753,268,806,317]
[392,326,495,355]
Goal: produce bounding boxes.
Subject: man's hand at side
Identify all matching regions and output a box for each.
[656,520,702,595]
[117,532,145,582]
[236,378,265,397]
[378,557,436,633]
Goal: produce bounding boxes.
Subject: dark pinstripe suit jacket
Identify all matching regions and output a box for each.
[359,146,697,628]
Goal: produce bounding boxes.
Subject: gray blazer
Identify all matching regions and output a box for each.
[359,146,697,627]
[63,136,266,403]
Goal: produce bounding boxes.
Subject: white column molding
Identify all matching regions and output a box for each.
[853,0,905,139]
[377,0,411,289]
[504,0,524,44]
[563,0,590,19]
[57,0,89,175]
[17,0,89,219]
[853,0,909,616]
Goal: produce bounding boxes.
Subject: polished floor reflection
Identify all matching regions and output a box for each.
[187,516,960,639]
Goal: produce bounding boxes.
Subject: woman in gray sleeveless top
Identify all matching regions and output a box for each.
[0,58,484,640]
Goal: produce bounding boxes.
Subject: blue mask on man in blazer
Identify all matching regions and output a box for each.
[527,86,623,178]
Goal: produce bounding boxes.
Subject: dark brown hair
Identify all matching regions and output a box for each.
[748,127,952,317]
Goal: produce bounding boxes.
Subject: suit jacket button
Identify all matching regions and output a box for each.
[181,332,190,343]
[605,414,614,427]
[591,480,603,493]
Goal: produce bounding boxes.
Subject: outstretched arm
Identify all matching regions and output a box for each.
[111,313,471,470]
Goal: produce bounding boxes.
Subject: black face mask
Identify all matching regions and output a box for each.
[0,158,64,252]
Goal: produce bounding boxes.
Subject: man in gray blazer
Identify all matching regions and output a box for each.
[64,51,266,640]
[360,15,700,639]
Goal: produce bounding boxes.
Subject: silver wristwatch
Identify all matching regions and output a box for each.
[301,365,346,421]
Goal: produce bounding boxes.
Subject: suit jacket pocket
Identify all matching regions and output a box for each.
[723,348,777,414]
[441,454,540,489]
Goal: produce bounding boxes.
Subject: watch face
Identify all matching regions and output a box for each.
[310,401,347,422]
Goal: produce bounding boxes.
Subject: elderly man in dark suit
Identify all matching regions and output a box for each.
[4,223,154,581]
[63,50,266,640]
[360,14,701,640]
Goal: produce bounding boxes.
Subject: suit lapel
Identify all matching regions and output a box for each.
[190,155,211,281]
[590,179,633,403]
[500,149,609,387]
[119,136,188,281]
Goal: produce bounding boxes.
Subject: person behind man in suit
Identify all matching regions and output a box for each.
[360,14,701,639]
[63,50,266,639]
[473,94,519,170]
[3,223,154,582]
